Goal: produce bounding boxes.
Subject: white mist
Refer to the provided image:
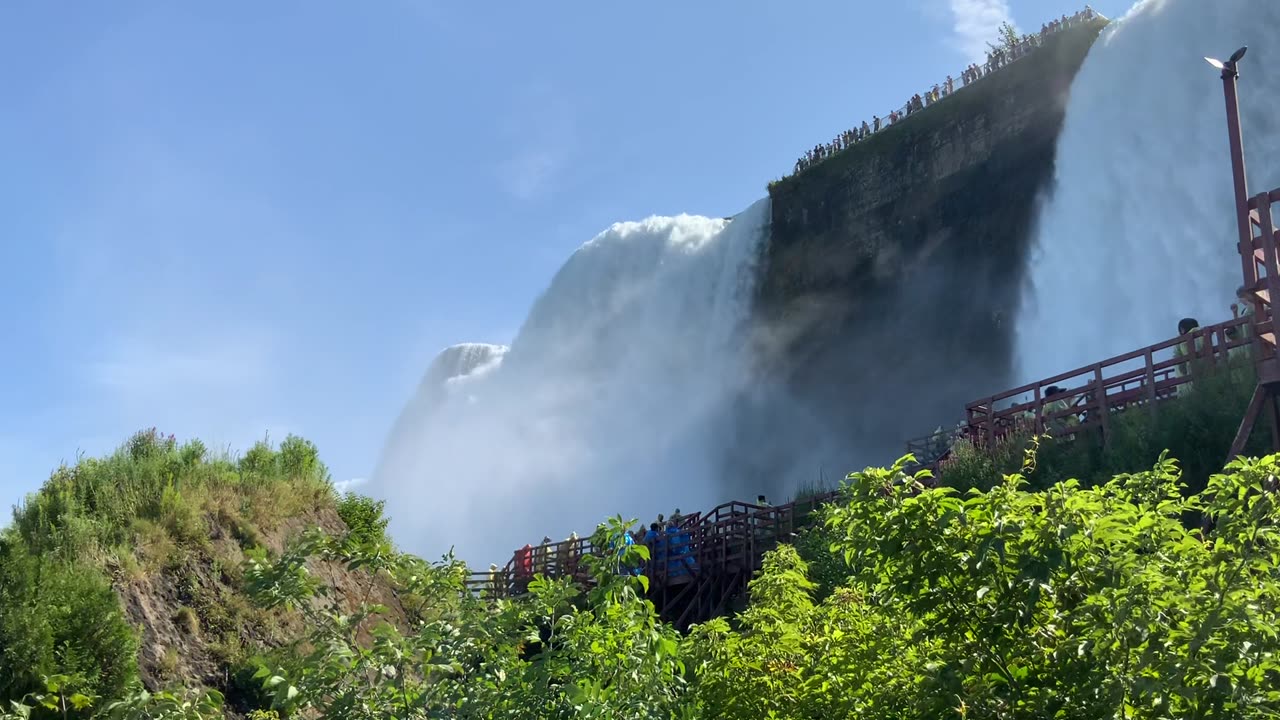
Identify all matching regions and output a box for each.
[370,199,771,565]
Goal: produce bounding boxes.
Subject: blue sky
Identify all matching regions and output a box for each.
[0,0,1131,518]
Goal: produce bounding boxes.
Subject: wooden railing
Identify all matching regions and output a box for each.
[464,491,842,608]
[903,314,1253,459]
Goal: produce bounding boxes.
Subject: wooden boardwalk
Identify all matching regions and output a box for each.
[467,492,841,629]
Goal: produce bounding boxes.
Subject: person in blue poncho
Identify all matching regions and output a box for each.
[642,522,664,574]
[610,526,643,577]
[664,515,697,577]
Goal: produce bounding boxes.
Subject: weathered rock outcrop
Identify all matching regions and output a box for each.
[732,21,1106,493]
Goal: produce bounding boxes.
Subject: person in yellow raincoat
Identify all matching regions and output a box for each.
[1173,317,1206,395]
[1043,385,1079,434]
[1228,286,1254,361]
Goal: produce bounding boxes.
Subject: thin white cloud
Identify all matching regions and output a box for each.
[88,334,273,395]
[333,477,367,494]
[497,83,576,201]
[949,0,1014,61]
[30,139,309,468]
[502,148,564,202]
[81,330,297,457]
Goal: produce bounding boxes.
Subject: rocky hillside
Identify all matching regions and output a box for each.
[0,429,410,717]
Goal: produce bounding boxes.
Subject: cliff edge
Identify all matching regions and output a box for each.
[735,20,1107,491]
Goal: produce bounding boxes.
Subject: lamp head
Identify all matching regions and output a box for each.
[1206,46,1246,78]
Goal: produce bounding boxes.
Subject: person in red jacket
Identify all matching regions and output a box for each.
[514,544,533,592]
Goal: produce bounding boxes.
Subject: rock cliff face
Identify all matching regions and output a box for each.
[732,21,1106,494]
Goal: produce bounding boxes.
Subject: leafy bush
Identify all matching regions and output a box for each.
[8,428,1280,719]
[791,522,847,602]
[0,430,342,716]
[278,435,325,482]
[818,455,1280,718]
[335,493,389,548]
[936,425,1039,493]
[0,542,138,711]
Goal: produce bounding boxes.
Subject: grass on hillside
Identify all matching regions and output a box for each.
[0,429,348,710]
[11,429,334,568]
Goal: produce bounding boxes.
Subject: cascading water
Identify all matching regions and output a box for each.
[370,199,770,565]
[1017,0,1280,383]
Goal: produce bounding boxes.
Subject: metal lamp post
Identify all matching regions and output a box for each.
[1205,48,1252,293]
[1209,47,1280,460]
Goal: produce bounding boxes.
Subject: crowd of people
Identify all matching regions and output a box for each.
[494,510,695,593]
[493,496,781,593]
[789,6,1099,178]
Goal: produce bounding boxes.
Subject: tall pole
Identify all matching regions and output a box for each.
[1219,58,1252,284]
[1211,48,1272,462]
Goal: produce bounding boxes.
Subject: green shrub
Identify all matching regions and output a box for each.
[935,425,1036,493]
[335,493,389,548]
[0,541,138,708]
[237,440,278,480]
[9,430,338,566]
[17,411,1280,718]
[0,430,343,714]
[278,435,325,482]
[687,453,1280,718]
[157,482,204,544]
[791,523,846,602]
[173,606,200,636]
[178,438,207,467]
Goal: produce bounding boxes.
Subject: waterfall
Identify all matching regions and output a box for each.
[370,199,770,565]
[1017,0,1280,383]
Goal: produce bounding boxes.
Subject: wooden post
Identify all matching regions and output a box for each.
[985,402,995,448]
[1258,194,1280,351]
[1094,365,1110,448]
[1144,349,1157,421]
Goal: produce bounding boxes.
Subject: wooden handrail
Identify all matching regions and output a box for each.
[916,315,1253,458]
[465,489,848,597]
[962,316,1248,428]
[1247,189,1280,210]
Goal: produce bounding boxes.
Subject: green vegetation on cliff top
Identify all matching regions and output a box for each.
[766,16,1107,196]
